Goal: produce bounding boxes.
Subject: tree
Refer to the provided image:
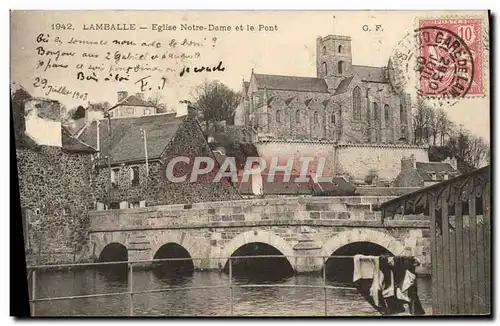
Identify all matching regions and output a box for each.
[412,97,434,145]
[190,80,241,133]
[147,92,171,113]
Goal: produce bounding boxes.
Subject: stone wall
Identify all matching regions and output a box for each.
[89,196,431,274]
[255,140,336,176]
[335,144,429,181]
[16,146,96,264]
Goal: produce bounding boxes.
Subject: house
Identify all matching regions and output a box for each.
[393,155,461,188]
[12,87,98,264]
[107,91,158,118]
[77,106,241,209]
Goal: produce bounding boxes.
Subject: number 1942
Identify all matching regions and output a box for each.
[51,23,74,30]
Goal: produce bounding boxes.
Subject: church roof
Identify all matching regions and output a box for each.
[254,73,329,93]
[334,76,354,95]
[352,65,388,83]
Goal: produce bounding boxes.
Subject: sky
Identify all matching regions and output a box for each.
[10,10,490,140]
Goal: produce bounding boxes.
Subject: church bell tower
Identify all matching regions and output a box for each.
[316,35,353,91]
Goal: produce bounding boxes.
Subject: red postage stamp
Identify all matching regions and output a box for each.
[417,18,484,97]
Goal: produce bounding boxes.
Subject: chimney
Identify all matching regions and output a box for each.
[401,155,416,171]
[135,92,144,100]
[444,156,458,170]
[117,91,128,103]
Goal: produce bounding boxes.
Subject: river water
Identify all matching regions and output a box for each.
[31,268,432,316]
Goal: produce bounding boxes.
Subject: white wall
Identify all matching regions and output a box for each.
[24,99,62,147]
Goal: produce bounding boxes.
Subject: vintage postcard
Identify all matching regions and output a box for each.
[10,10,491,317]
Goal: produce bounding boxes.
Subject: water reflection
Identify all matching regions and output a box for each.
[32,267,432,316]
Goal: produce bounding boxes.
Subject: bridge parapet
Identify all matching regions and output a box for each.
[90,196,430,232]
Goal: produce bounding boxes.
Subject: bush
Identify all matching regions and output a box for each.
[364,169,378,185]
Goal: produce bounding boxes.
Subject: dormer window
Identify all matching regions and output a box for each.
[443,173,449,180]
[430,172,437,181]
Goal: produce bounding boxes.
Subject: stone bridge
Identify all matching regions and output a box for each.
[88,196,431,274]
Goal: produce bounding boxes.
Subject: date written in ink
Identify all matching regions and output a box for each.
[33,77,88,100]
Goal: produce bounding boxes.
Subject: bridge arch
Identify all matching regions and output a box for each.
[321,229,410,258]
[94,232,128,261]
[219,230,296,271]
[148,231,204,263]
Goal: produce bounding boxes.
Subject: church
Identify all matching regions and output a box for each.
[235,34,429,182]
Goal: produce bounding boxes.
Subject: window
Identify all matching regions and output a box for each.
[400,104,405,124]
[338,61,344,74]
[373,103,379,121]
[109,111,114,118]
[331,113,335,124]
[352,87,361,120]
[323,62,328,76]
[430,172,437,181]
[384,104,390,121]
[322,46,327,55]
[313,111,319,124]
[276,110,281,123]
[129,201,140,209]
[338,45,343,53]
[126,107,135,115]
[109,202,120,210]
[443,174,449,180]
[111,168,120,186]
[130,166,140,186]
[144,108,152,115]
[295,110,300,123]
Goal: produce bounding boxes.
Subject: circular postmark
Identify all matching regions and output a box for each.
[388,25,474,106]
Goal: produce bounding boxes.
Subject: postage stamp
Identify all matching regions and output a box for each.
[388,16,487,105]
[417,18,484,97]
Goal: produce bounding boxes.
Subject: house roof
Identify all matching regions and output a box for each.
[415,162,459,182]
[334,76,354,95]
[237,173,356,196]
[237,173,320,195]
[253,73,329,93]
[108,94,157,111]
[77,113,182,164]
[352,65,388,83]
[61,126,98,153]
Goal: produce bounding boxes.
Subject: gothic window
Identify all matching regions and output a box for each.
[331,112,335,124]
[313,111,319,124]
[338,44,343,53]
[295,110,300,124]
[384,104,390,121]
[352,87,361,120]
[338,61,344,74]
[322,46,327,55]
[323,62,328,76]
[373,103,379,121]
[400,104,405,125]
[276,110,281,123]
